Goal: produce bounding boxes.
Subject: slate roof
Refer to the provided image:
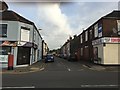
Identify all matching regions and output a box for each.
[0,10,33,25]
[0,10,43,39]
[103,10,120,19]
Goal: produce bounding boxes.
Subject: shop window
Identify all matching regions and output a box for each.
[0,46,11,55]
[0,24,7,37]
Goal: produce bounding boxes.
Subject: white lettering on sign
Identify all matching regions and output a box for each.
[111,38,120,43]
[92,37,120,45]
[0,55,8,62]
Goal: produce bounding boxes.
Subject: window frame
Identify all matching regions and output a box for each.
[20,26,30,42]
[85,31,88,41]
[94,23,98,38]
[0,24,8,37]
[80,35,82,43]
[117,20,120,31]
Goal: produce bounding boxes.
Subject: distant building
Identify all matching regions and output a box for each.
[60,38,70,59]
[79,10,120,65]
[42,40,49,58]
[0,1,43,68]
[60,10,120,65]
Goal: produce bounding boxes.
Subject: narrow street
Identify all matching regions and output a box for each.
[2,57,119,89]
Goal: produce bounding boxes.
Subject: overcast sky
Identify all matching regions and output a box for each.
[6,1,119,50]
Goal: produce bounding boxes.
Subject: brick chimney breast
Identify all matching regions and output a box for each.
[0,1,8,12]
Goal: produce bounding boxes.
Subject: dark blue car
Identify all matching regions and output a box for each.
[45,54,54,63]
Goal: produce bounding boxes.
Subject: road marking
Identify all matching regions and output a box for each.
[2,86,35,89]
[68,68,71,71]
[81,85,118,88]
[82,65,89,68]
[40,67,45,71]
[78,69,84,71]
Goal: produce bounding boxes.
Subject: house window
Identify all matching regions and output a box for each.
[90,29,92,40]
[117,20,120,35]
[80,35,82,43]
[85,31,88,41]
[0,24,7,37]
[98,24,102,37]
[21,26,30,42]
[34,30,36,42]
[94,23,98,38]
[81,48,83,56]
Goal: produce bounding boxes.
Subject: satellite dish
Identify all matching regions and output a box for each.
[118,31,120,36]
[112,28,117,34]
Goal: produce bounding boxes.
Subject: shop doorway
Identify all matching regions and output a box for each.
[17,47,31,65]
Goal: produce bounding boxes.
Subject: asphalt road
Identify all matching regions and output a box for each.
[2,57,119,89]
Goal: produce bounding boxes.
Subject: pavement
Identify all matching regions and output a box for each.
[81,61,119,72]
[1,60,46,74]
[0,58,119,74]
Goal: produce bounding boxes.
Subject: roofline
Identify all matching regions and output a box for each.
[78,10,120,36]
[1,10,43,40]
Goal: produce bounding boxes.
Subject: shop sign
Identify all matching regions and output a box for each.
[103,37,120,43]
[92,37,120,45]
[98,24,102,37]
[0,55,8,63]
[111,38,120,43]
[92,38,102,45]
[0,41,17,46]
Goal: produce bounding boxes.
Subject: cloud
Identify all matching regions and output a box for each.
[37,2,118,50]
[67,2,118,35]
[37,3,72,49]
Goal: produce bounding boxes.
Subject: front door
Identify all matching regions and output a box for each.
[17,47,31,65]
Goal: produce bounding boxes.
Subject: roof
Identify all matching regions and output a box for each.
[103,10,120,18]
[0,10,43,39]
[78,10,120,36]
[0,10,33,25]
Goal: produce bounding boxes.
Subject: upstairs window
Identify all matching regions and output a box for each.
[85,31,88,41]
[94,23,98,38]
[21,26,30,42]
[80,35,82,43]
[90,29,92,40]
[117,20,120,35]
[117,20,120,31]
[0,24,7,37]
[33,30,36,42]
[98,24,102,37]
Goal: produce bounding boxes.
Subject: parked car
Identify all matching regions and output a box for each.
[45,54,54,63]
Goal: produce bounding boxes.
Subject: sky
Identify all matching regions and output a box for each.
[5,0,119,50]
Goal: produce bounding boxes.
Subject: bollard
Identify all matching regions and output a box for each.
[8,54,14,70]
